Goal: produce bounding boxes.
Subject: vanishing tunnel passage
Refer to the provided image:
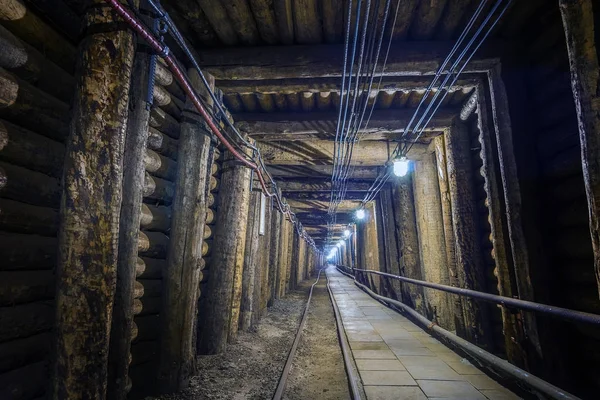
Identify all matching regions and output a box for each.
[1,0,600,399]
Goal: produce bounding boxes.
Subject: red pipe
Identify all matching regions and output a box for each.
[106,0,299,223]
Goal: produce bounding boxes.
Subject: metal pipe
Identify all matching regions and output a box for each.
[350,267,600,326]
[346,273,580,400]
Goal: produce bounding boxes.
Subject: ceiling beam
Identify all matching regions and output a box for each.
[235,108,457,139]
[294,212,354,225]
[278,179,375,192]
[288,199,361,212]
[285,191,366,201]
[258,140,430,166]
[216,76,478,95]
[199,42,500,80]
[267,165,382,179]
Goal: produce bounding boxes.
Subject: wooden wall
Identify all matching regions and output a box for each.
[0,1,77,398]
[502,3,600,397]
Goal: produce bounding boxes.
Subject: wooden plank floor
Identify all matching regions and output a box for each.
[326,267,522,400]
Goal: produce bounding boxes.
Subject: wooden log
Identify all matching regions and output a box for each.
[248,0,278,44]
[147,127,178,160]
[138,257,164,279]
[0,198,58,235]
[433,137,465,334]
[559,0,600,297]
[209,175,219,191]
[0,0,76,72]
[0,161,61,208]
[138,231,169,259]
[143,172,175,203]
[158,68,213,392]
[0,67,70,142]
[445,119,491,347]
[268,210,282,304]
[202,240,210,256]
[435,0,473,40]
[52,3,135,397]
[140,203,171,232]
[222,0,259,45]
[413,155,454,327]
[205,207,215,224]
[144,148,177,180]
[133,314,160,342]
[240,180,261,330]
[0,270,54,305]
[133,281,144,299]
[203,224,212,239]
[0,300,53,341]
[292,0,322,44]
[0,119,65,178]
[0,231,56,270]
[139,296,162,316]
[0,332,50,373]
[256,93,275,112]
[487,66,541,355]
[196,0,238,45]
[198,145,252,354]
[0,360,47,400]
[131,340,158,366]
[107,51,152,400]
[0,24,74,102]
[149,107,180,139]
[139,279,161,298]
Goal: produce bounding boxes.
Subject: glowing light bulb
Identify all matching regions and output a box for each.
[336,242,342,247]
[343,229,350,238]
[338,240,345,246]
[356,209,365,220]
[393,157,410,177]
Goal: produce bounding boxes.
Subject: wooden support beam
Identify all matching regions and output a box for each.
[257,139,429,166]
[240,191,261,330]
[236,108,456,139]
[198,142,252,354]
[52,3,135,398]
[277,179,374,192]
[294,211,354,225]
[486,66,541,355]
[268,210,282,304]
[198,42,499,80]
[107,51,151,400]
[158,69,213,392]
[413,153,454,329]
[259,200,272,315]
[444,120,491,348]
[283,191,367,201]
[476,87,528,367]
[433,136,466,337]
[559,0,600,297]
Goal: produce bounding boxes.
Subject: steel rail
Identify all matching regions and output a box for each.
[350,268,600,326]
[272,270,323,400]
[326,268,362,400]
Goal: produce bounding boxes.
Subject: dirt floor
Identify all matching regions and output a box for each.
[283,273,350,400]
[150,286,308,400]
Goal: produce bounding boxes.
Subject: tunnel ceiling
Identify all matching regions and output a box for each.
[158,0,544,246]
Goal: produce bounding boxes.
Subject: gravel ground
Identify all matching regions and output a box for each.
[149,285,309,400]
[283,273,350,400]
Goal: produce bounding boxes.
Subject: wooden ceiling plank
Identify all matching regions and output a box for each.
[434,0,473,40]
[274,0,294,44]
[321,0,344,43]
[293,0,323,44]
[222,0,261,45]
[248,0,279,44]
[410,0,449,40]
[196,0,239,45]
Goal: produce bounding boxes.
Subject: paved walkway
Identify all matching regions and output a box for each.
[327,267,521,400]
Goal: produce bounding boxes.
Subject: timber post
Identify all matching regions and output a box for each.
[434,135,466,337]
[445,119,492,348]
[107,49,151,399]
[268,208,282,304]
[158,68,213,392]
[198,134,252,353]
[52,1,136,398]
[559,0,600,298]
[240,187,261,331]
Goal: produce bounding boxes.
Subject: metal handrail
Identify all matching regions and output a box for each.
[339,266,600,326]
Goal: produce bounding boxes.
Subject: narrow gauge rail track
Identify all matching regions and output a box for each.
[271,267,362,400]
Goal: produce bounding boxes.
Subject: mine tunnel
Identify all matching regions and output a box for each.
[1,0,600,399]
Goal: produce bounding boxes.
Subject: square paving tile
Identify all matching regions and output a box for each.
[364,386,427,400]
[435,351,463,362]
[360,370,417,386]
[380,331,416,341]
[446,359,484,375]
[479,389,522,399]
[353,350,397,359]
[350,341,390,350]
[398,356,463,380]
[347,333,384,342]
[462,374,503,390]
[356,359,406,371]
[417,380,486,399]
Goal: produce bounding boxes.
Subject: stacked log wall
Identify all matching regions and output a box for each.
[502,3,600,396]
[0,2,76,398]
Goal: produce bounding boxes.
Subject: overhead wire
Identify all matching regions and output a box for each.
[109,0,317,247]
